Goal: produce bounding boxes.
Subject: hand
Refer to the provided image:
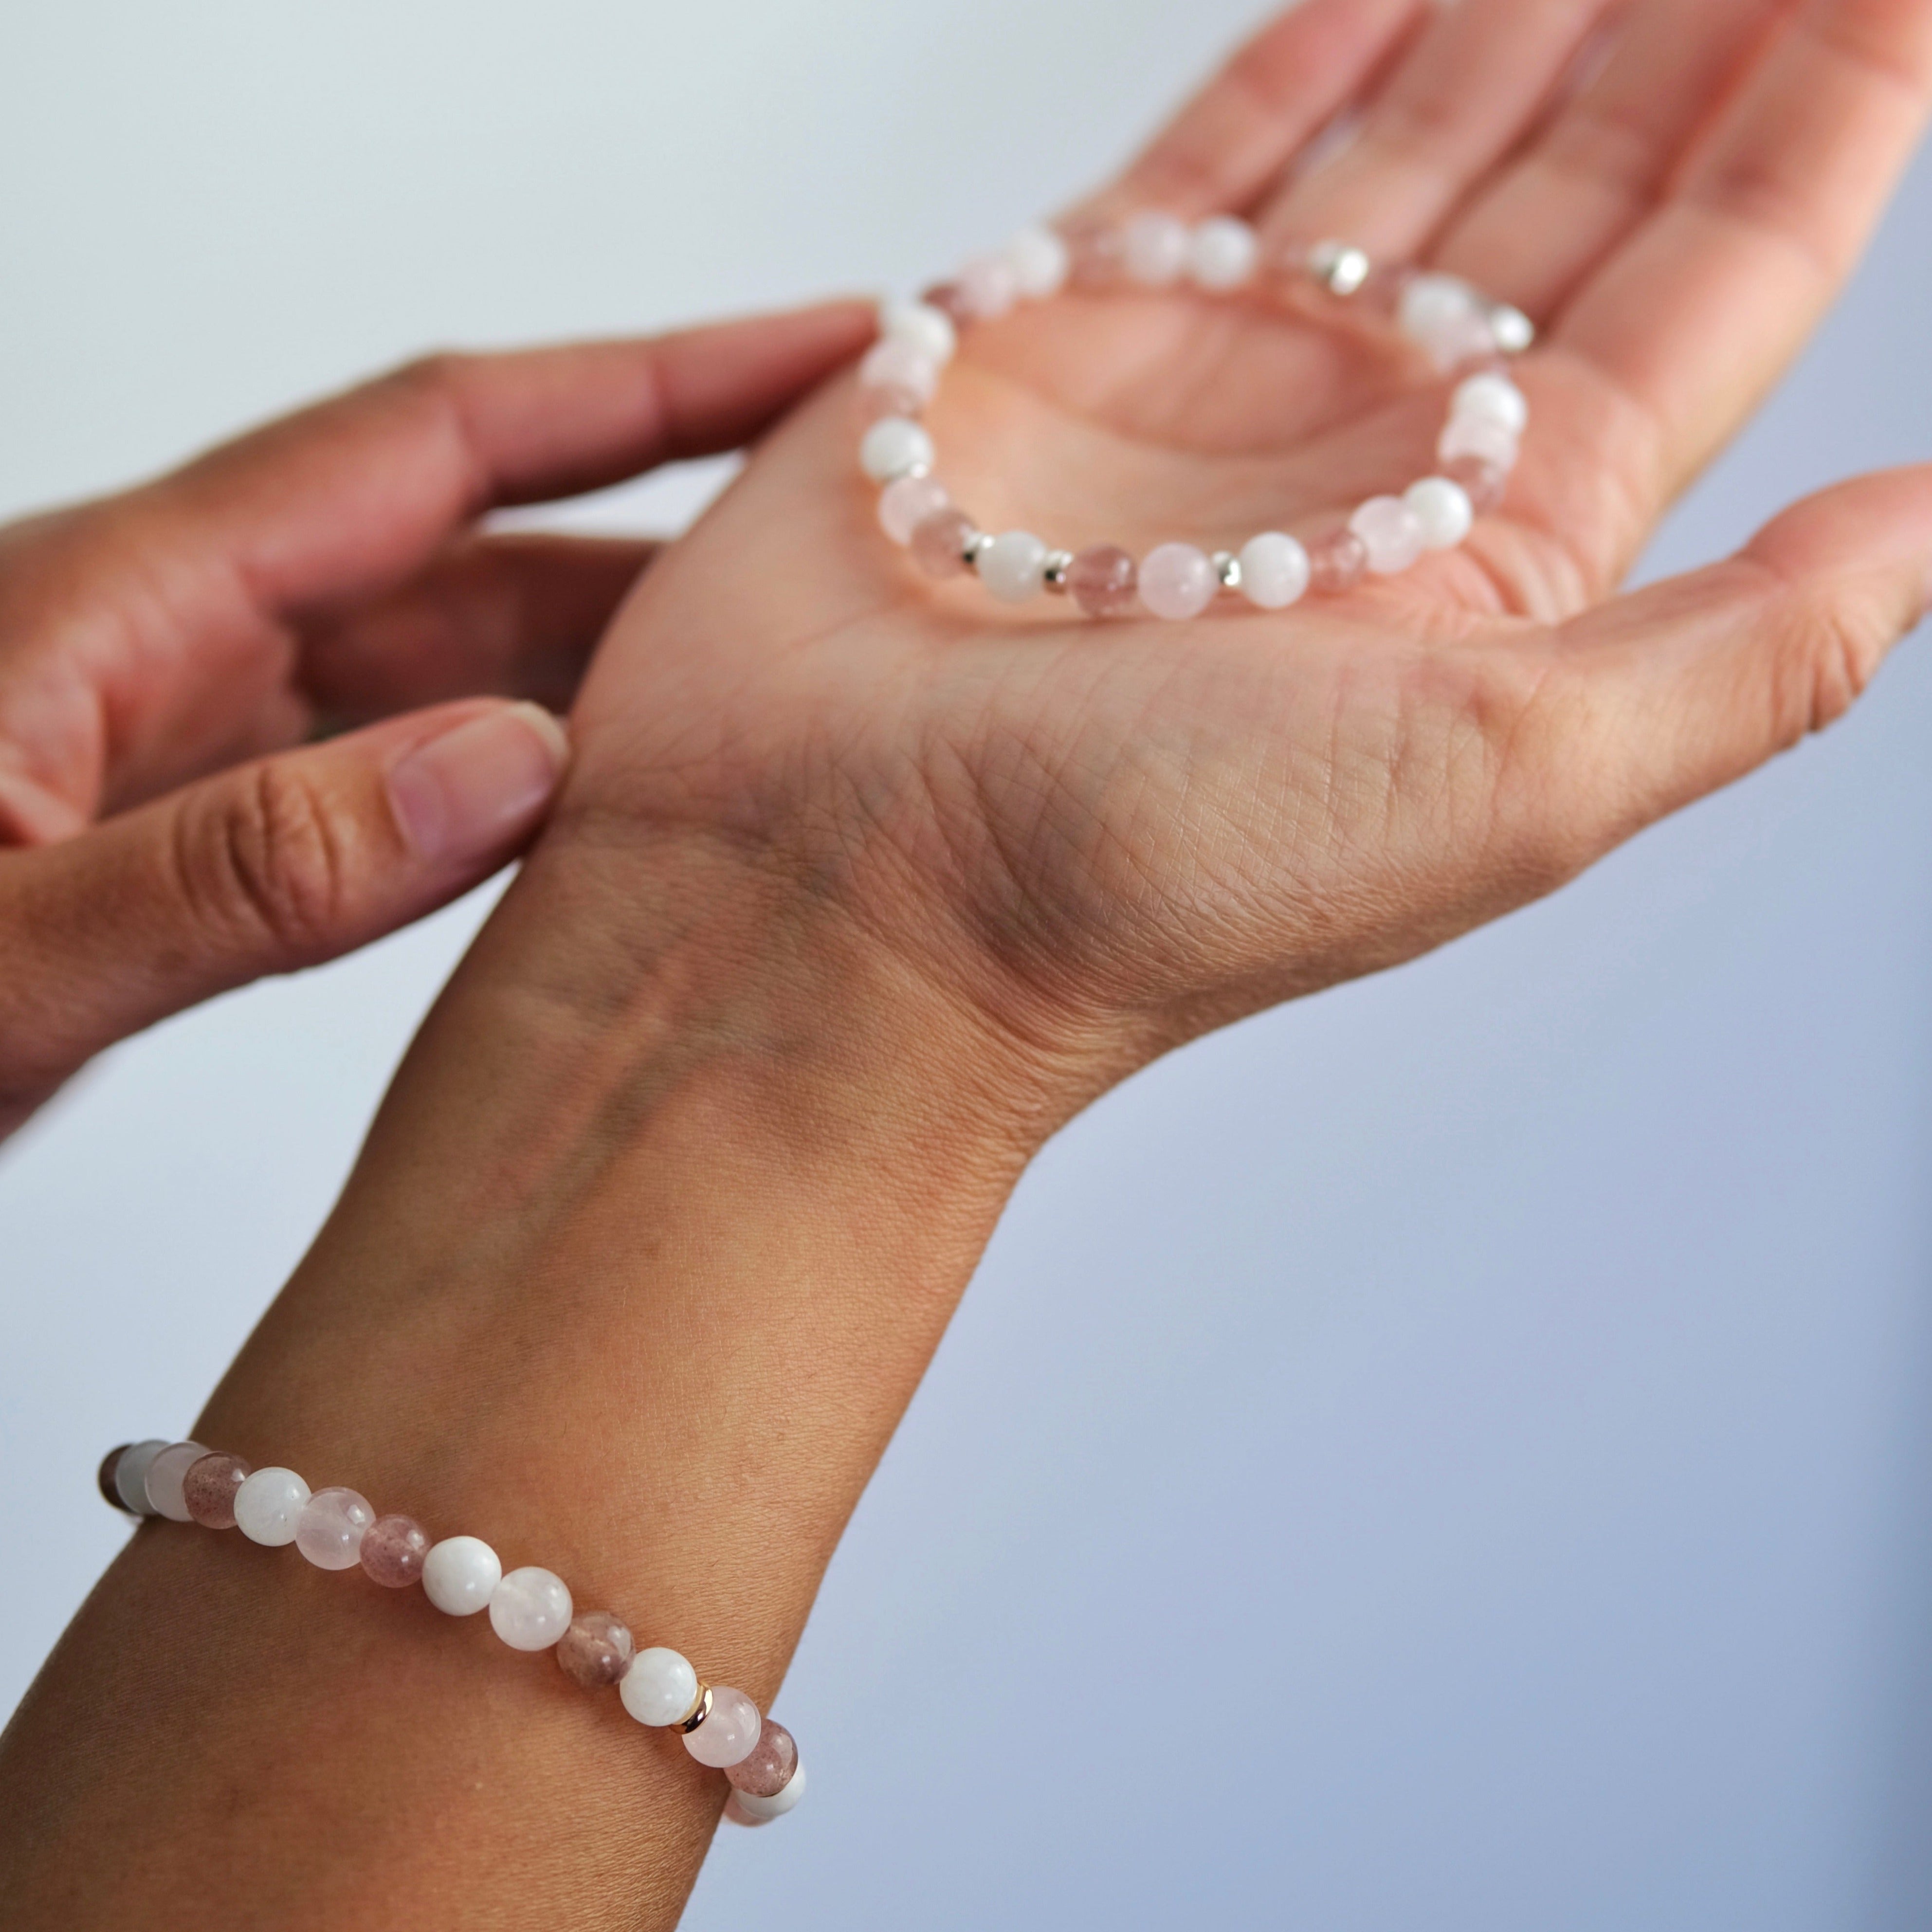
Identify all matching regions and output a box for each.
[554,0,1932,1099]
[0,301,872,1135]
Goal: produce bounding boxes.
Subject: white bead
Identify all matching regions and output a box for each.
[1491,304,1536,355]
[620,1646,699,1726]
[113,1439,170,1515]
[1398,273,1481,343]
[975,530,1049,603]
[488,1566,574,1651]
[233,1467,311,1547]
[1438,414,1520,472]
[878,298,956,367]
[1189,217,1258,292]
[1404,477,1475,550]
[1237,532,1310,610]
[1349,496,1427,575]
[1123,211,1190,287]
[1452,372,1529,437]
[859,417,935,484]
[1005,225,1069,300]
[857,338,938,407]
[732,1761,808,1822]
[422,1534,502,1616]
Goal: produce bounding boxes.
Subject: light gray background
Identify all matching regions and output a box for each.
[3,2,1930,1925]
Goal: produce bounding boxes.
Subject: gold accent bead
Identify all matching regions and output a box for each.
[679,1684,714,1733]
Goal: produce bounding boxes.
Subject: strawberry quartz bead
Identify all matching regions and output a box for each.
[1308,528,1369,595]
[911,509,979,578]
[555,1611,635,1690]
[726,1718,798,1797]
[182,1452,253,1530]
[878,475,950,547]
[1066,545,1139,619]
[360,1514,430,1587]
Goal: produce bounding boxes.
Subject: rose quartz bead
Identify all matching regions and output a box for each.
[1138,543,1218,620]
[1308,528,1369,596]
[144,1442,209,1522]
[911,509,978,578]
[878,475,950,546]
[726,1717,799,1797]
[1438,414,1518,472]
[294,1486,376,1570]
[360,1513,430,1587]
[1065,221,1126,290]
[684,1685,762,1769]
[182,1452,253,1530]
[555,1610,635,1689]
[1066,544,1139,619]
[957,255,1019,320]
[856,381,924,427]
[857,338,939,409]
[1123,211,1190,288]
[1349,496,1426,576]
[1443,454,1509,513]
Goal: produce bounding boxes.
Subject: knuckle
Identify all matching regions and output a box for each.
[1794,598,1892,735]
[173,762,355,959]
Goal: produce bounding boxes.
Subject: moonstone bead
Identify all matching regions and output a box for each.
[1066,544,1139,619]
[878,475,950,546]
[295,1486,376,1570]
[975,530,1049,604]
[490,1566,574,1651]
[1189,217,1258,292]
[878,298,956,367]
[684,1685,762,1768]
[1438,413,1519,471]
[1404,477,1475,550]
[1399,273,1496,366]
[910,509,978,578]
[730,1761,807,1822]
[726,1718,799,1797]
[620,1646,700,1726]
[859,417,935,484]
[360,1513,430,1587]
[1308,528,1369,595]
[1453,372,1529,437]
[1443,454,1509,512]
[182,1452,253,1530]
[556,1611,635,1689]
[1138,543,1218,620]
[234,1466,311,1546]
[143,1441,209,1523]
[1237,532,1310,610]
[1123,212,1190,288]
[1349,496,1426,575]
[422,1534,502,1615]
[1491,304,1536,354]
[957,253,1019,320]
[1006,225,1070,299]
[857,338,938,408]
[113,1439,169,1515]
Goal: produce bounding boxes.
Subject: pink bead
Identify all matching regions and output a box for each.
[294,1486,376,1570]
[182,1452,253,1530]
[857,338,938,409]
[1439,414,1518,471]
[726,1718,798,1797]
[956,255,1019,320]
[856,381,924,426]
[684,1685,763,1769]
[1138,543,1218,621]
[919,281,975,328]
[1309,528,1369,596]
[1066,545,1139,619]
[555,1611,636,1690]
[911,509,978,578]
[1065,221,1126,290]
[359,1513,430,1587]
[1443,454,1510,513]
[879,475,951,547]
[1349,496,1426,576]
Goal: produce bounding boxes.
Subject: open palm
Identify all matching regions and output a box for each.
[565,0,1932,1077]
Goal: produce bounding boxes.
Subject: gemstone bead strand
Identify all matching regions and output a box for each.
[858,218,1534,622]
[95,1440,805,1827]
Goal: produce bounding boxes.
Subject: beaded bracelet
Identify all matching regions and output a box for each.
[98,1438,803,1828]
[857,212,1534,619]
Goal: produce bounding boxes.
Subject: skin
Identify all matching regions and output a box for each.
[4,0,1932,1923]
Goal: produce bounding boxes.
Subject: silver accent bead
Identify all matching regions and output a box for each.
[1307,239,1372,298]
[1490,304,1536,355]
[1042,549,1075,593]
[1212,550,1242,592]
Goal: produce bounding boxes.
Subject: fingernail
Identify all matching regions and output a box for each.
[386,703,570,863]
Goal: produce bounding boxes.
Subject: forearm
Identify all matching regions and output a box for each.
[0,823,1057,1929]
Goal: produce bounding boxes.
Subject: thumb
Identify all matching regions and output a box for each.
[0,697,568,1131]
[1555,465,1932,840]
